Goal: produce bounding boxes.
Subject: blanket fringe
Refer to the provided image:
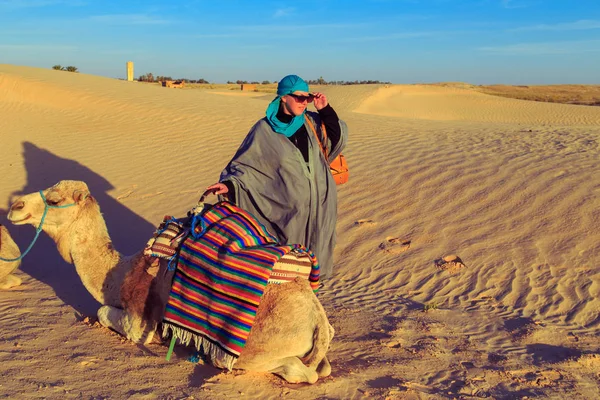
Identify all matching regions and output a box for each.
[162,323,237,371]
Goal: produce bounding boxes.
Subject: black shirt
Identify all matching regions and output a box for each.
[276,104,341,162]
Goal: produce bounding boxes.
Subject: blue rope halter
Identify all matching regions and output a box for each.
[0,190,78,262]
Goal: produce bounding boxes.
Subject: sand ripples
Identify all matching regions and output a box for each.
[332,116,600,329]
[2,66,600,398]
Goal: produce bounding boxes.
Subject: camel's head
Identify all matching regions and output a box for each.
[7,180,92,229]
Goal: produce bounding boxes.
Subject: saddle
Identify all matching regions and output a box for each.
[143,193,314,283]
[158,196,320,369]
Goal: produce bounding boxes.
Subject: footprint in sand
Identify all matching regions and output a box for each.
[379,237,411,254]
[79,357,99,367]
[435,254,466,273]
[355,219,376,226]
[116,184,138,200]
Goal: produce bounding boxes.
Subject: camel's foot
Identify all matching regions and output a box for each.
[316,356,331,378]
[97,305,126,336]
[97,305,156,345]
[269,356,319,384]
[0,274,22,289]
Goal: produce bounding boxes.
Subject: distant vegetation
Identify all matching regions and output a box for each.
[226,78,391,86]
[52,65,79,73]
[476,84,600,106]
[138,73,209,83]
[136,73,389,86]
[227,77,391,85]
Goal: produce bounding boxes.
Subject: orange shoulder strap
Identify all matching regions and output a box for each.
[304,114,328,158]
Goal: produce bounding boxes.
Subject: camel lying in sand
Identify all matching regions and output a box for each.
[7,180,333,384]
[0,225,22,289]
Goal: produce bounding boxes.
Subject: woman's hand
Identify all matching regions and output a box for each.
[206,182,229,195]
[312,92,328,110]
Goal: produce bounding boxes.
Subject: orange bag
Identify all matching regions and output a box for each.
[305,115,349,185]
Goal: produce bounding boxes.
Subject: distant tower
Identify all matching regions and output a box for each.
[126,61,134,81]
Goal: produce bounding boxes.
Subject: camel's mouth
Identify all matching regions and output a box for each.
[8,213,32,224]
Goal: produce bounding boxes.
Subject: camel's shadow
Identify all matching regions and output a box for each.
[165,345,223,386]
[0,142,156,315]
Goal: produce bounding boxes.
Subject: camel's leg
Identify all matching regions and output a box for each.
[266,356,319,384]
[0,274,22,289]
[300,299,335,371]
[97,305,155,345]
[316,323,335,378]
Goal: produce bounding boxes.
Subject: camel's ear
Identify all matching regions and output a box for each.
[73,189,90,203]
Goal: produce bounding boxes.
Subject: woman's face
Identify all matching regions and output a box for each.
[280,93,311,116]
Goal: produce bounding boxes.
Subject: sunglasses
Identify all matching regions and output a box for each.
[289,93,314,103]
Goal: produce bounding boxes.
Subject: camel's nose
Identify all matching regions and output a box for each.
[10,201,25,211]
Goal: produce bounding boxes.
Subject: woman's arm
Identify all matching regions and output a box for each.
[318,104,342,150]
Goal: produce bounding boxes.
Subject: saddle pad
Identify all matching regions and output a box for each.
[268,252,312,284]
[143,216,187,259]
[162,202,320,370]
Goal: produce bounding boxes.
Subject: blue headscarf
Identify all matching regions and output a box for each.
[266,75,310,137]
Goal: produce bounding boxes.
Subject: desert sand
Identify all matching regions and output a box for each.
[1,64,600,399]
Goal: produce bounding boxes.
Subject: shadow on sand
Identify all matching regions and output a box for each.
[526,343,583,365]
[0,142,156,315]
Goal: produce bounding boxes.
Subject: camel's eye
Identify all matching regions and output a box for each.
[45,193,62,206]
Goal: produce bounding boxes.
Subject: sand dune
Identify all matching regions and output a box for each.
[1,64,600,399]
[355,84,600,125]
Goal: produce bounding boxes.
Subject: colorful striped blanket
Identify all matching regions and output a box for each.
[162,202,320,370]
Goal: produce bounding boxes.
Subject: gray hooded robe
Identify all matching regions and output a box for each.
[219,111,348,278]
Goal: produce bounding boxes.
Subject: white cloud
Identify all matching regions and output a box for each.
[335,31,437,43]
[0,28,65,35]
[273,7,295,18]
[0,0,85,9]
[510,19,600,32]
[501,0,530,9]
[89,14,171,25]
[230,23,367,32]
[478,40,600,55]
[192,33,242,38]
[241,44,275,50]
[0,43,77,51]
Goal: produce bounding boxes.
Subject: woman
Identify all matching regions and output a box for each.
[207,75,348,278]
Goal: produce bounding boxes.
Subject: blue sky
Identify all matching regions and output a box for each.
[1,0,599,84]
